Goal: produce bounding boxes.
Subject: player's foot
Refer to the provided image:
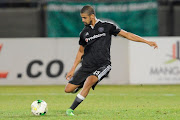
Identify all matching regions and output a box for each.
[66,108,74,116]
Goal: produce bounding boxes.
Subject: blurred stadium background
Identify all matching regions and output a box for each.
[0,0,179,38]
[0,0,180,85]
[0,0,180,84]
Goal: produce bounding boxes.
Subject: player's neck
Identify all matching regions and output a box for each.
[91,18,97,27]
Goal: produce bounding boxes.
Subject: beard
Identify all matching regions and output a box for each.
[84,20,92,26]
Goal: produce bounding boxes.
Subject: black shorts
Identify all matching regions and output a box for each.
[69,64,111,90]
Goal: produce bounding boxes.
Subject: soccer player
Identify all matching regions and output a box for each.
[65,5,158,116]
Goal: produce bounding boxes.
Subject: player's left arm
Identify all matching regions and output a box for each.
[118,29,158,49]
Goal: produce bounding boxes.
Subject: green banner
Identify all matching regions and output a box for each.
[47,1,158,37]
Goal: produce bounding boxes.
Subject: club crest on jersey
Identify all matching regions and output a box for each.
[98,27,104,32]
[85,33,106,43]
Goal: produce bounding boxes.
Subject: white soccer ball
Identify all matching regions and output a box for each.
[31,100,48,116]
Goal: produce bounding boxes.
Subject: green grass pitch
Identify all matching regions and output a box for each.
[0,85,180,120]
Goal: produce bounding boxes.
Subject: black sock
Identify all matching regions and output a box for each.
[70,94,85,110]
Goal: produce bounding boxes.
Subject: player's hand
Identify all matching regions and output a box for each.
[147,41,158,49]
[66,70,74,81]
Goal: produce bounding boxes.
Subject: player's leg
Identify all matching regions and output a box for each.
[65,83,81,116]
[66,75,98,116]
[64,83,80,93]
[79,75,98,97]
[66,65,111,116]
[65,67,87,94]
[69,75,98,109]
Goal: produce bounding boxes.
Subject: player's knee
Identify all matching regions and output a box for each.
[64,88,72,93]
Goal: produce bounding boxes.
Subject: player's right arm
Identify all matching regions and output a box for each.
[66,45,84,80]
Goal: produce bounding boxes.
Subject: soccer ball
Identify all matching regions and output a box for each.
[31,100,48,116]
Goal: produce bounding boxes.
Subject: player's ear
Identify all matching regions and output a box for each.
[90,14,95,19]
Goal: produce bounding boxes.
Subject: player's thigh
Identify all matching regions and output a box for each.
[64,83,80,93]
[83,75,98,88]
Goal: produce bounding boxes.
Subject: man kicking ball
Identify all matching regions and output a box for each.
[65,5,158,116]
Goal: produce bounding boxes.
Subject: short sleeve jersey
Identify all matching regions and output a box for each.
[79,19,121,67]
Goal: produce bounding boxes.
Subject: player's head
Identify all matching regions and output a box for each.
[80,5,95,26]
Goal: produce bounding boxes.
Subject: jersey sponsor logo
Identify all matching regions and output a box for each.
[85,33,106,42]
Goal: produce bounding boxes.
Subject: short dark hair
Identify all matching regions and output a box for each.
[80,5,95,16]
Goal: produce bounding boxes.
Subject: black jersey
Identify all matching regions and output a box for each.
[79,19,121,67]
